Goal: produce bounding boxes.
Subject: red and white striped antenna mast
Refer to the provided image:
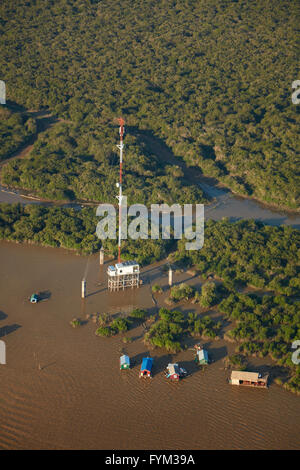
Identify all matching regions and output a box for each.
[116,117,125,264]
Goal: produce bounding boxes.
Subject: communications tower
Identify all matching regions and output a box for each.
[107,118,140,291]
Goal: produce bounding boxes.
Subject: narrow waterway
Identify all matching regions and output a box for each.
[1,120,299,228]
[1,171,299,229]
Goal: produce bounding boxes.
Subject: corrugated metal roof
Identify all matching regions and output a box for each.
[141,357,153,371]
[197,349,209,361]
[167,363,179,376]
[231,371,260,381]
[120,355,130,365]
[116,261,138,268]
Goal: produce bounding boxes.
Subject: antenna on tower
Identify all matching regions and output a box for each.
[116,117,125,264]
[106,119,140,292]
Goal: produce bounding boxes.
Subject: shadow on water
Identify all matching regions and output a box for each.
[129,333,146,342]
[171,274,198,288]
[0,310,21,338]
[40,361,57,371]
[143,271,166,285]
[130,351,152,368]
[265,365,290,386]
[142,265,166,277]
[86,287,107,297]
[0,311,8,321]
[152,353,174,377]
[38,290,52,301]
[0,323,21,338]
[178,359,203,377]
[207,345,228,363]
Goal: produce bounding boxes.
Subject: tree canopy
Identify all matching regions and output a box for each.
[0,0,299,209]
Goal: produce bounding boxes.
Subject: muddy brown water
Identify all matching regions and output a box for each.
[0,241,299,449]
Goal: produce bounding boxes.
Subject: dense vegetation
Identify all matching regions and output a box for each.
[0,0,299,208]
[224,354,248,371]
[0,0,299,399]
[1,121,206,204]
[219,292,300,394]
[144,307,220,352]
[0,203,101,253]
[0,202,173,262]
[0,204,299,392]
[193,281,222,307]
[0,107,36,161]
[95,308,147,337]
[152,284,163,294]
[169,283,195,302]
[1,205,299,291]
[171,218,300,393]
[144,308,185,352]
[169,280,223,306]
[173,219,300,296]
[186,312,221,339]
[1,204,299,285]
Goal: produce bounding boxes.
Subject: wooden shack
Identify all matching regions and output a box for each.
[165,363,180,381]
[139,357,153,378]
[164,363,188,381]
[196,348,209,365]
[229,371,269,388]
[120,355,130,370]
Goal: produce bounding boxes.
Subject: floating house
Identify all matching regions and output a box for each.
[229,371,269,388]
[165,363,180,381]
[195,348,209,365]
[30,294,39,304]
[164,363,187,381]
[139,357,153,378]
[120,355,130,370]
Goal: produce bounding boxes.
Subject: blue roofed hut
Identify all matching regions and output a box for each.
[139,357,153,378]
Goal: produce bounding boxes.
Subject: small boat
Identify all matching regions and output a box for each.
[179,366,188,377]
[30,293,39,304]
